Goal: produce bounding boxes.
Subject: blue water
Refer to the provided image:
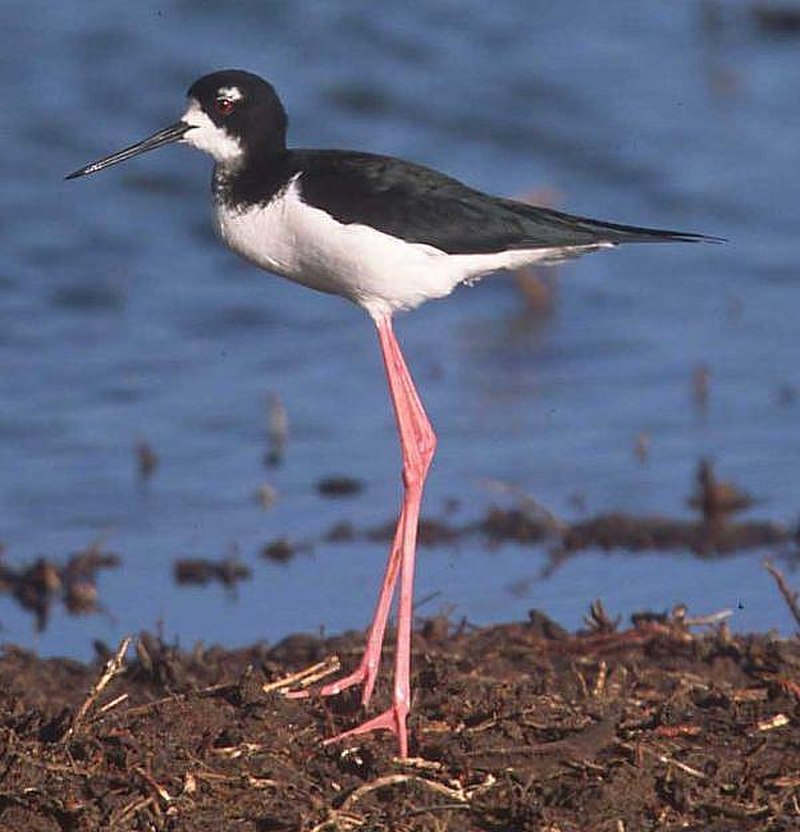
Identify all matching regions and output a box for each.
[1,1,799,658]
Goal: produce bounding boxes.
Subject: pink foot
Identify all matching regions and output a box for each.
[284,657,378,705]
[285,543,400,707]
[323,702,409,758]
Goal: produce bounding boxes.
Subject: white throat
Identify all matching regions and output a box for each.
[180,100,243,165]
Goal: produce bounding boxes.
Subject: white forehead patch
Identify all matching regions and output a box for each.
[180,99,243,165]
[217,85,243,101]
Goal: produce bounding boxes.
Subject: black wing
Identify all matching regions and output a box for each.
[290,149,719,255]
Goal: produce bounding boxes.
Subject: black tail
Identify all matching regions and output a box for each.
[504,199,725,248]
[560,211,726,245]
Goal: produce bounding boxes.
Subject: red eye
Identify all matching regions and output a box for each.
[215,97,235,115]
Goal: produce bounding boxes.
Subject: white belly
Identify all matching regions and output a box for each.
[214,177,607,321]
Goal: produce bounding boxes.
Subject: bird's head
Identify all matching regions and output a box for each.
[66,69,288,180]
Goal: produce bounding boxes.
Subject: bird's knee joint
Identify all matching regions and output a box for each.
[415,428,437,467]
[402,442,436,489]
[402,466,424,490]
[421,432,437,463]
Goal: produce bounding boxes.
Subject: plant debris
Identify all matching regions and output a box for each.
[0,605,797,830]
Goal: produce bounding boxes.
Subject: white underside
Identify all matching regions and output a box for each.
[214,176,612,321]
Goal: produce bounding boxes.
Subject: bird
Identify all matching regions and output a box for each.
[66,69,718,757]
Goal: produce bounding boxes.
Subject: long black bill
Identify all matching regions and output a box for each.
[65,121,194,180]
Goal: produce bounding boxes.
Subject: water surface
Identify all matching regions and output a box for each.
[1,1,798,656]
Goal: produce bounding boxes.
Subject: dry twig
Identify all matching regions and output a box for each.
[764,560,800,629]
[97,692,129,714]
[62,635,131,740]
[109,796,156,829]
[264,655,341,694]
[684,608,734,627]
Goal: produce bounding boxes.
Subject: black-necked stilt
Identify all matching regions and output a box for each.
[67,69,718,757]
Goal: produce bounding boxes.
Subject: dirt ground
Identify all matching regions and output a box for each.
[0,605,798,831]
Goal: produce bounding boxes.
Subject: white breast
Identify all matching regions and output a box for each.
[214,176,609,321]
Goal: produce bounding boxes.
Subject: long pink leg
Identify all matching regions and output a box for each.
[286,317,432,711]
[321,315,436,757]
